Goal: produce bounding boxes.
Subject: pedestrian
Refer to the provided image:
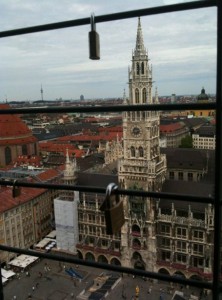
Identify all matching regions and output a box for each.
[13,296,17,300]
[32,286,35,292]
[160,293,164,300]
[36,282,39,288]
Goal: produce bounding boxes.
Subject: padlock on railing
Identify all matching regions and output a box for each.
[100,183,125,235]
[89,13,100,60]
[12,180,21,198]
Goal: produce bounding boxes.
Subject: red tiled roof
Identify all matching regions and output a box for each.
[0,104,34,140]
[98,126,123,133]
[36,168,60,181]
[0,136,37,146]
[57,132,123,142]
[0,187,46,213]
[39,142,85,157]
[160,123,184,133]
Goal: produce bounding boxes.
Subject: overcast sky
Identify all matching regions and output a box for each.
[0,0,216,101]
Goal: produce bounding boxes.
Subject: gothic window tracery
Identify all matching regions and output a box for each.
[139,146,144,157]
[135,89,139,103]
[142,88,147,103]
[136,62,140,75]
[131,146,136,157]
[141,62,144,74]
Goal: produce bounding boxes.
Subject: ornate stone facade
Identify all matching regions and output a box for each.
[118,18,167,271]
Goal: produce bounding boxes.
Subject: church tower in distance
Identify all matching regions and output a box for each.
[118,18,167,271]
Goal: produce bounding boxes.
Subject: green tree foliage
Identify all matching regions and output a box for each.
[179,135,193,148]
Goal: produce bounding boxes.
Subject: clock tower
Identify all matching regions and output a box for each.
[118,18,167,271]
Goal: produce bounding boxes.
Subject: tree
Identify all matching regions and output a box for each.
[179,135,193,148]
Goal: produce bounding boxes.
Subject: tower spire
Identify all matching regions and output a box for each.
[40,84,43,101]
[134,17,146,56]
[64,148,76,180]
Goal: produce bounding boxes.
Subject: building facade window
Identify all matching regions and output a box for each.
[192,257,204,268]
[193,243,204,255]
[141,62,144,74]
[135,89,139,103]
[176,253,187,264]
[188,172,193,181]
[136,62,139,75]
[176,227,187,239]
[161,237,171,249]
[193,230,204,241]
[161,251,171,261]
[160,224,171,236]
[131,146,136,157]
[178,172,183,180]
[177,240,187,252]
[142,88,147,103]
[139,146,144,157]
[169,171,174,179]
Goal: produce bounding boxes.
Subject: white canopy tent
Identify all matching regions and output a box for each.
[1,277,8,285]
[34,237,56,251]
[1,268,15,279]
[8,254,39,269]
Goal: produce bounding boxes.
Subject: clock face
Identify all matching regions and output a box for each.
[131,126,142,137]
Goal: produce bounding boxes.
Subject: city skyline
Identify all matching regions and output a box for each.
[0,0,216,101]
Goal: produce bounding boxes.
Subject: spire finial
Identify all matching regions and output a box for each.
[123,88,127,104]
[134,17,146,56]
[66,148,70,163]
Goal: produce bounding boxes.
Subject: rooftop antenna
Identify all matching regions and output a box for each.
[40,84,43,101]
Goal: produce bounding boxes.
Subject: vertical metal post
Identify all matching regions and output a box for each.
[213,1,222,300]
[0,266,4,300]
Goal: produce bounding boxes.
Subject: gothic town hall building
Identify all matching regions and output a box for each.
[57,18,215,282]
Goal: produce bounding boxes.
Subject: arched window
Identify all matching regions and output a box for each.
[5,147,12,165]
[139,146,144,157]
[141,62,144,74]
[142,88,147,103]
[136,62,140,75]
[131,146,136,157]
[135,89,139,103]
[22,144,28,155]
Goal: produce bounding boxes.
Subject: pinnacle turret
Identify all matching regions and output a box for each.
[64,148,77,181]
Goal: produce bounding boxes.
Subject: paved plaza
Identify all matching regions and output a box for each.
[3,258,211,300]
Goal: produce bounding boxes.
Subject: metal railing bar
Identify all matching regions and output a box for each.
[212,1,222,299]
[0,102,216,115]
[0,180,214,204]
[0,244,214,290]
[0,1,216,38]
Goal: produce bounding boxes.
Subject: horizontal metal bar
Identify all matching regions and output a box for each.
[0,179,214,204]
[0,244,213,290]
[0,103,216,115]
[0,1,217,38]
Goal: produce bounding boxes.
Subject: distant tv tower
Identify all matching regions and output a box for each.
[40,84,44,101]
